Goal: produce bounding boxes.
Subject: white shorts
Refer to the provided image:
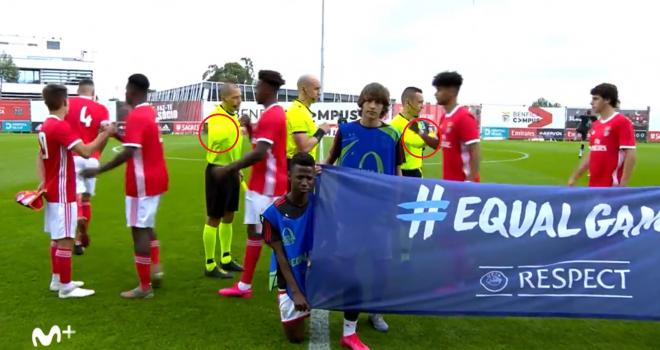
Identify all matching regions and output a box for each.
[278,291,310,324]
[44,202,77,240]
[125,195,161,228]
[244,190,278,230]
[74,156,100,195]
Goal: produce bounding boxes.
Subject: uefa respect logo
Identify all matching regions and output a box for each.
[476,261,631,299]
[480,271,509,293]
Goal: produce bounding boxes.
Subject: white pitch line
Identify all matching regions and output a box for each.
[425,149,529,165]
[308,309,330,350]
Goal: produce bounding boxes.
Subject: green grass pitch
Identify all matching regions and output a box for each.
[2,133,660,349]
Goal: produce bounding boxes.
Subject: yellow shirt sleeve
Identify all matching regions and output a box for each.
[286,104,319,160]
[287,107,307,134]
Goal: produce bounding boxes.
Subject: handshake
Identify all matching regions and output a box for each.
[100,122,119,137]
[408,120,430,135]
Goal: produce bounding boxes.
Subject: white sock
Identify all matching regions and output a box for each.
[238,281,251,291]
[51,274,60,283]
[343,319,357,336]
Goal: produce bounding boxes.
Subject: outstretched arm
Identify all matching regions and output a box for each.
[323,129,342,165]
[568,153,590,186]
[71,128,113,159]
[82,146,135,178]
[229,141,271,172]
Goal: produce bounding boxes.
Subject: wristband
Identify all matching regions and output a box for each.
[313,128,327,141]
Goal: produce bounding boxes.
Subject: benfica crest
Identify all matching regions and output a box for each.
[445,121,453,134]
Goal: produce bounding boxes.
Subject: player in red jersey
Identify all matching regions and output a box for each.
[215,70,288,298]
[568,83,636,187]
[64,79,110,255]
[37,84,113,298]
[82,74,168,299]
[428,71,481,182]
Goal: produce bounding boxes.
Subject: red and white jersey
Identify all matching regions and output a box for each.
[123,103,169,197]
[64,96,110,159]
[588,113,636,187]
[439,105,481,182]
[248,104,288,196]
[38,116,82,203]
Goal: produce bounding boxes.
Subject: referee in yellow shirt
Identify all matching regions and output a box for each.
[286,75,330,164]
[390,87,428,177]
[202,84,246,278]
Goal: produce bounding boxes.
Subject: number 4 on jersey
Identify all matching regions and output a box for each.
[80,106,92,128]
[38,132,49,159]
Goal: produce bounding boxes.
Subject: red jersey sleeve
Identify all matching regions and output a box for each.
[617,116,636,149]
[123,114,145,148]
[459,112,480,145]
[54,120,82,150]
[254,110,279,144]
[99,105,110,126]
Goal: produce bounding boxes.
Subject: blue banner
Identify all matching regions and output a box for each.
[2,120,31,133]
[480,127,509,139]
[306,166,660,320]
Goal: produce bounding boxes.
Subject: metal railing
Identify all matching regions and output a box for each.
[148,81,359,103]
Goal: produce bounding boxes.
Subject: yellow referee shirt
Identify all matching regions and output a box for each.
[206,104,242,165]
[286,99,319,160]
[390,113,424,170]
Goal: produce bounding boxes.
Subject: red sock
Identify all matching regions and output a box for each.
[50,241,58,275]
[240,238,263,285]
[150,240,160,265]
[80,202,91,247]
[56,248,72,284]
[134,254,151,291]
[82,202,91,224]
[76,196,84,218]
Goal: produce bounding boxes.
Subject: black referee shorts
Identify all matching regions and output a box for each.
[205,164,240,218]
[402,169,423,178]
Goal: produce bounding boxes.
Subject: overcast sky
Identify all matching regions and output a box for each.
[2,0,659,110]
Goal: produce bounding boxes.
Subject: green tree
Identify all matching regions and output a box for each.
[531,97,561,108]
[203,58,255,84]
[240,57,254,81]
[0,53,19,98]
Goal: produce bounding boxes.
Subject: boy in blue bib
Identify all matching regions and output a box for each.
[262,153,316,343]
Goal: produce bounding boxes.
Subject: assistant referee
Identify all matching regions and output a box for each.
[391,86,427,177]
[286,74,330,166]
